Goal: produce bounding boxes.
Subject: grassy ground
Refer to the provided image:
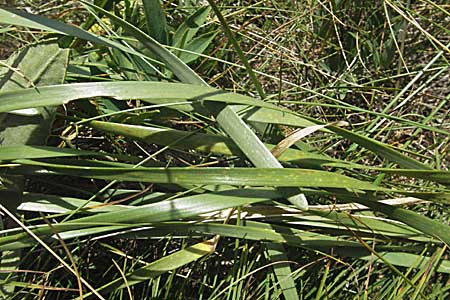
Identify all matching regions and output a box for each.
[0,0,449,299]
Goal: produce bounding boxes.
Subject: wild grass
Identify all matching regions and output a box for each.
[0,0,449,299]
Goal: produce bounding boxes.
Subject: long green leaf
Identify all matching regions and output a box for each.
[0,82,432,173]
[143,0,168,45]
[0,81,255,113]
[246,108,433,170]
[0,145,104,161]
[329,126,432,170]
[12,161,383,191]
[266,242,300,300]
[15,191,438,244]
[0,188,279,251]
[86,120,346,168]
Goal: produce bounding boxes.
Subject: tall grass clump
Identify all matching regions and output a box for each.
[0,0,449,299]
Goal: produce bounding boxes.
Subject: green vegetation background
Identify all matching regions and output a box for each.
[0,0,449,299]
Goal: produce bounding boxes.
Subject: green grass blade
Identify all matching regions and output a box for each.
[329,126,432,170]
[172,6,211,50]
[18,193,127,214]
[142,0,168,45]
[207,1,266,98]
[266,242,300,300]
[0,145,105,161]
[179,32,216,64]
